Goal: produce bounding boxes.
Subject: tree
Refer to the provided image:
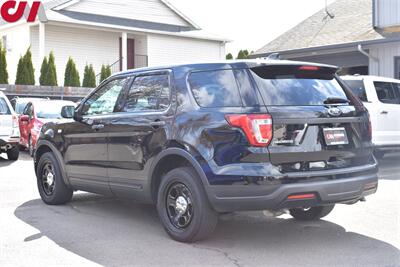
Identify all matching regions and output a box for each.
[226,53,233,60]
[64,57,80,87]
[15,48,35,85]
[15,56,25,85]
[24,47,35,85]
[82,64,96,88]
[236,49,250,59]
[39,57,48,85]
[46,51,57,86]
[0,41,8,84]
[100,64,111,83]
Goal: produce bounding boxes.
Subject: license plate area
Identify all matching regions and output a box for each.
[323,127,349,146]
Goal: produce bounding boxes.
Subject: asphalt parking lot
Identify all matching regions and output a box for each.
[0,152,399,267]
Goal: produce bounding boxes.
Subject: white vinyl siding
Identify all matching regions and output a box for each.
[65,0,190,27]
[374,0,400,28]
[147,34,225,67]
[369,42,400,78]
[0,24,31,84]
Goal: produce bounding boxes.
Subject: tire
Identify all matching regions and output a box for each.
[289,205,335,221]
[7,146,19,161]
[28,135,34,157]
[156,167,218,243]
[36,152,73,205]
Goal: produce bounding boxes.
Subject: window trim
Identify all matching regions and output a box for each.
[119,70,173,114]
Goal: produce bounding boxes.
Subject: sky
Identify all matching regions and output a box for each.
[168,0,336,57]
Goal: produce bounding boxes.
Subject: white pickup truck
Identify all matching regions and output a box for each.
[342,75,400,158]
[0,91,20,161]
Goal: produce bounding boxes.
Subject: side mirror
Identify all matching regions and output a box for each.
[73,107,83,122]
[61,106,76,119]
[20,115,30,122]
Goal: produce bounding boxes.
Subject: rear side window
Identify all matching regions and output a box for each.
[189,70,242,108]
[343,80,368,102]
[0,98,10,115]
[251,66,349,106]
[374,82,400,104]
[123,74,171,112]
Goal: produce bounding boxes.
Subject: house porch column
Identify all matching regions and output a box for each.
[121,32,128,71]
[39,22,45,62]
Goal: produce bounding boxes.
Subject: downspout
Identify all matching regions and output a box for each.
[358,44,380,75]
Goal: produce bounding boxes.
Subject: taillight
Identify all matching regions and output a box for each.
[225,114,273,147]
[12,115,19,128]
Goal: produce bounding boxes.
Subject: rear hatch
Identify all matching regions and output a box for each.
[250,64,373,174]
[0,97,13,136]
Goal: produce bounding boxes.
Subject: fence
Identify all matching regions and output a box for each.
[0,84,94,101]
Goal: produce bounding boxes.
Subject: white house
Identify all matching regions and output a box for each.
[252,0,400,79]
[0,0,228,85]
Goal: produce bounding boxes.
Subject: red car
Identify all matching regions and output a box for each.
[19,100,75,156]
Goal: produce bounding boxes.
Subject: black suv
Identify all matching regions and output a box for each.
[34,60,378,242]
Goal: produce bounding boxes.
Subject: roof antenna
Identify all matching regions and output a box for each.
[325,0,335,19]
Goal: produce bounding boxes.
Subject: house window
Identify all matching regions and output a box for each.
[395,57,400,80]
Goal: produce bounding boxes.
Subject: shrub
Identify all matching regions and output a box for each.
[24,47,35,85]
[226,53,233,60]
[15,56,25,85]
[100,64,111,83]
[82,64,96,88]
[39,57,48,85]
[46,51,57,86]
[64,57,80,87]
[0,42,8,84]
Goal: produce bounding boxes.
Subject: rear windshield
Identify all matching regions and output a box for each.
[251,66,349,106]
[0,98,10,115]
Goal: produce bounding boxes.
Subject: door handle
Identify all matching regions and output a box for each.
[92,124,105,130]
[381,110,389,115]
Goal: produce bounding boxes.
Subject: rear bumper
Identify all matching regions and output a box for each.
[0,136,20,146]
[206,165,378,212]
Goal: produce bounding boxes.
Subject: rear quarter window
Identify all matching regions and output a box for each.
[0,98,10,115]
[189,70,242,108]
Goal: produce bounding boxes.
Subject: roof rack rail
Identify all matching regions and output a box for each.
[265,53,281,60]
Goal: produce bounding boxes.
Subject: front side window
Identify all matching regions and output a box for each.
[122,74,171,112]
[0,98,10,115]
[374,82,399,104]
[344,80,368,102]
[189,70,242,108]
[82,78,127,116]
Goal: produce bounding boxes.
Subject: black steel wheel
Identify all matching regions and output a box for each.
[40,161,55,196]
[36,152,73,205]
[166,183,194,229]
[157,167,218,243]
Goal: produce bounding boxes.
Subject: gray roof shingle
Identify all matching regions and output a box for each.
[254,0,398,56]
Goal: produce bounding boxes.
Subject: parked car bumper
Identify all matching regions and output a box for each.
[206,162,379,212]
[0,136,20,151]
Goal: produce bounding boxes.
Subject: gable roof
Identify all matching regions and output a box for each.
[253,0,400,56]
[44,0,199,30]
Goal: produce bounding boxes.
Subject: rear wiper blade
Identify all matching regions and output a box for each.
[323,97,350,105]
